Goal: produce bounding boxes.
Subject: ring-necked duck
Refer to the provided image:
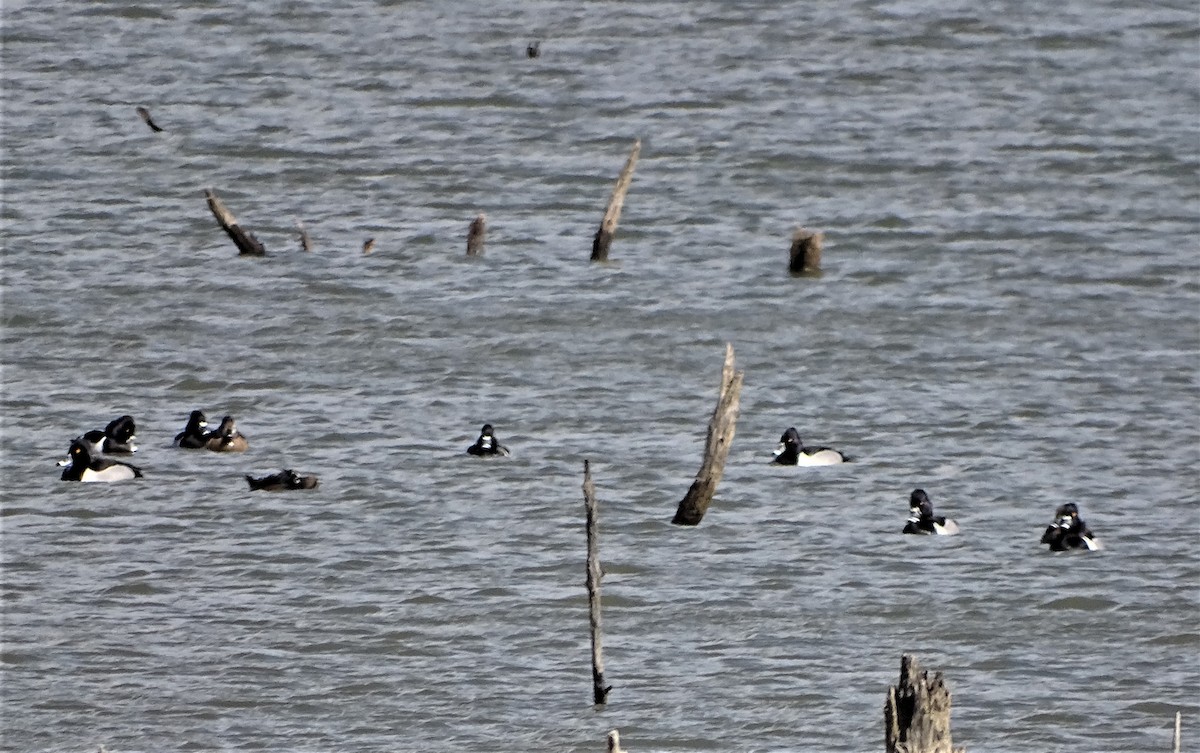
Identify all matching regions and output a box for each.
[102,415,138,453]
[902,488,960,535]
[175,410,209,448]
[467,424,510,456]
[1041,503,1101,551]
[60,439,143,482]
[205,415,249,453]
[771,427,851,466]
[245,469,319,491]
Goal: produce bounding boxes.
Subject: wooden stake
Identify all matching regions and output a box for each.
[583,459,612,704]
[467,213,487,256]
[1174,711,1181,753]
[204,188,266,256]
[296,220,312,252]
[884,655,965,753]
[671,343,744,526]
[590,139,641,262]
[788,226,823,276]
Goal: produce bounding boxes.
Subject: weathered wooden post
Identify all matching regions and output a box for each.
[590,139,641,262]
[1174,711,1182,753]
[467,213,487,256]
[204,189,266,256]
[295,220,312,252]
[583,460,612,704]
[788,226,823,276]
[671,344,744,526]
[884,654,965,753]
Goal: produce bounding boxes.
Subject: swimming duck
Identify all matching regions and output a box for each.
[205,415,249,452]
[175,410,209,448]
[245,469,319,491]
[467,424,510,456]
[100,415,138,454]
[1041,503,1101,551]
[771,427,851,466]
[60,439,143,482]
[902,488,960,535]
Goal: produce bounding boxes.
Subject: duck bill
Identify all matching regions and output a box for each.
[772,442,786,457]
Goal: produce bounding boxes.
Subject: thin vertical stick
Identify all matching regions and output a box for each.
[583,459,611,704]
[204,188,266,256]
[1174,711,1182,753]
[590,139,641,262]
[467,213,487,256]
[671,343,744,526]
[296,220,312,252]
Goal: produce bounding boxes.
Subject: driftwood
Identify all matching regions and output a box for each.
[362,238,376,255]
[135,106,163,132]
[295,220,312,252]
[204,189,266,256]
[788,226,823,276]
[671,343,744,526]
[583,460,612,704]
[590,139,641,262]
[467,213,487,256]
[884,655,965,753]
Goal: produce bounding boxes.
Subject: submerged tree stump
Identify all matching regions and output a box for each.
[788,226,823,276]
[583,460,612,704]
[590,139,641,262]
[204,188,266,256]
[295,220,312,252]
[884,655,965,753]
[467,213,487,256]
[135,106,163,132]
[671,344,744,526]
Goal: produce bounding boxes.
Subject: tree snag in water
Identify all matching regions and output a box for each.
[788,226,823,276]
[467,213,487,256]
[136,106,163,132]
[591,139,641,262]
[295,220,312,252]
[671,343,743,526]
[884,654,965,753]
[204,188,266,256]
[583,460,612,704]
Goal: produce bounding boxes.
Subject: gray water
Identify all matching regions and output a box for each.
[2,1,1198,751]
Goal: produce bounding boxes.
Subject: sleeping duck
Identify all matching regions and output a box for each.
[902,488,960,535]
[1041,503,1101,551]
[245,469,319,491]
[771,427,851,466]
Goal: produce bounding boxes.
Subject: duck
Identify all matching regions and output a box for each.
[174,410,209,448]
[245,469,319,491]
[467,423,510,456]
[1041,502,1101,551]
[60,439,143,482]
[771,427,851,466]
[902,488,960,535]
[100,415,138,454]
[205,415,249,452]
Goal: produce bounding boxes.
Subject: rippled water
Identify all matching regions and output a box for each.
[2,1,1198,751]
